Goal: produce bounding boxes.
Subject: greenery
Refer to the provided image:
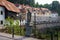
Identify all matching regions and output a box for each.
[8,0,35,7]
[5,17,60,39]
[34,1,60,15]
[1,0,60,38]
[0,17,60,40]
[34,26,60,39]
[8,0,60,15]
[0,17,25,36]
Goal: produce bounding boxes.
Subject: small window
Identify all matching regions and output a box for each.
[1,21,3,24]
[1,11,3,15]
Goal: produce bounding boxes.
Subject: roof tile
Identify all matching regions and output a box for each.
[0,0,20,13]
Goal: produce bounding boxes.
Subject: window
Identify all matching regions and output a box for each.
[1,21,3,24]
[1,11,3,15]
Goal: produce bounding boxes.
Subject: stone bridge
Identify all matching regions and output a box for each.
[30,21,60,29]
[30,16,60,29]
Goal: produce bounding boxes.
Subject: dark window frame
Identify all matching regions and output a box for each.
[1,11,3,15]
[1,21,3,25]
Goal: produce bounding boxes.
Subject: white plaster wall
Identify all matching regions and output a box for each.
[31,13,58,22]
[0,6,5,26]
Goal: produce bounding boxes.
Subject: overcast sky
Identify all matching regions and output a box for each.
[35,0,60,4]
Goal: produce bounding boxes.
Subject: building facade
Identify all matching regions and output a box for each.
[0,0,20,27]
[0,6,5,26]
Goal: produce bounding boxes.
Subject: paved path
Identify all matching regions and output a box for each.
[0,36,12,40]
[0,32,39,40]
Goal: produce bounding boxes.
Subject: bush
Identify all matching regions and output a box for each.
[4,17,25,36]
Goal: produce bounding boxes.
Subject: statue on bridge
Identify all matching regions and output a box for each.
[25,10,32,37]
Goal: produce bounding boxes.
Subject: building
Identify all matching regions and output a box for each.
[31,8,58,22]
[16,4,58,25]
[0,0,20,27]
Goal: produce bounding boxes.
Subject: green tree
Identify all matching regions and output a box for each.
[8,0,35,7]
[39,4,44,8]
[43,4,52,10]
[51,1,59,12]
[5,17,14,34]
[34,2,39,8]
[30,0,35,7]
[43,4,49,8]
[51,1,60,15]
[5,17,25,35]
[5,17,14,27]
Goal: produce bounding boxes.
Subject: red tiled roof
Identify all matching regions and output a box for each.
[0,0,20,13]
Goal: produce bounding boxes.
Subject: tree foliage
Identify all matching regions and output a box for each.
[5,17,14,27]
[34,1,60,15]
[7,0,60,15]
[51,1,60,11]
[8,0,35,7]
[34,2,39,8]
[5,17,25,35]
